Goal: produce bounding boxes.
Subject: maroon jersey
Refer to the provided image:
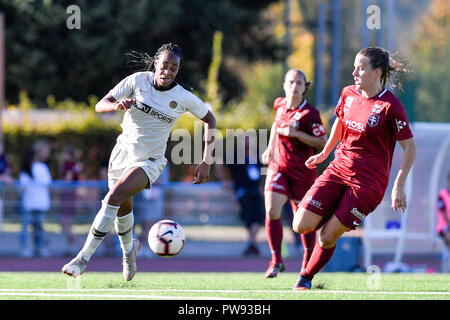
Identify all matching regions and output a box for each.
[270,97,326,182]
[327,85,413,195]
[62,160,80,181]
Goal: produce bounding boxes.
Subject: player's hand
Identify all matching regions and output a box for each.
[114,98,136,111]
[305,152,326,169]
[276,122,297,137]
[391,186,407,213]
[192,161,210,184]
[261,148,272,164]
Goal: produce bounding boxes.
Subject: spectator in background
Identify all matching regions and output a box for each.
[437,172,450,247]
[59,145,82,256]
[216,136,265,256]
[0,141,13,232]
[134,165,170,258]
[19,140,52,258]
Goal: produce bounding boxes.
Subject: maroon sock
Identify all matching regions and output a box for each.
[265,217,283,264]
[301,242,336,280]
[300,231,316,271]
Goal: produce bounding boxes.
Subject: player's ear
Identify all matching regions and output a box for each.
[375,67,382,79]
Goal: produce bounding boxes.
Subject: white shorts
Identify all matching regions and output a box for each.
[108,143,167,190]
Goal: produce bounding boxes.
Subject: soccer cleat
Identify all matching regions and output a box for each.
[122,238,141,281]
[61,255,89,278]
[293,275,312,290]
[265,261,286,278]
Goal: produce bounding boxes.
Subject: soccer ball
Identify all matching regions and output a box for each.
[148,220,185,257]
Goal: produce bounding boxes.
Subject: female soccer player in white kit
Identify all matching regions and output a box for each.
[62,43,216,280]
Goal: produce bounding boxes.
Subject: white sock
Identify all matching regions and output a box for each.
[114,212,134,254]
[79,201,120,261]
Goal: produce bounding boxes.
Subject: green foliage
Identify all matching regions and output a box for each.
[2,0,281,106]
[205,31,223,113]
[402,0,450,122]
[3,92,120,177]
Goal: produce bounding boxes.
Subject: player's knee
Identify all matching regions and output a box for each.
[318,233,337,248]
[292,212,313,234]
[104,188,128,206]
[292,222,314,235]
[265,206,281,220]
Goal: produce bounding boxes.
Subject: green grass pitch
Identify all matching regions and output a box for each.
[0,271,449,300]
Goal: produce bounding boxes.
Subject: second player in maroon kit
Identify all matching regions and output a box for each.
[292,47,417,290]
[263,68,327,278]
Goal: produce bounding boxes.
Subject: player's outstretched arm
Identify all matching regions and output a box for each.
[193,110,216,184]
[95,93,136,113]
[391,137,417,213]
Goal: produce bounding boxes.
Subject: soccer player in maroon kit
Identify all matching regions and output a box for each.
[291,47,417,290]
[262,68,327,278]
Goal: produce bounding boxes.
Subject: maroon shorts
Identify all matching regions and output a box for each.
[264,168,314,210]
[298,172,384,230]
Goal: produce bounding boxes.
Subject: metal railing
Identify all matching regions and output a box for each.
[0,180,241,256]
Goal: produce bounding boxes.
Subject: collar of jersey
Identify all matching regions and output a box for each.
[285,99,307,111]
[357,88,388,99]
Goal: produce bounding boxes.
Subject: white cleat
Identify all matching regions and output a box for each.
[62,255,89,278]
[122,239,141,281]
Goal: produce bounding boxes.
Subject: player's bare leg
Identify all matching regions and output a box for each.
[108,167,148,280]
[62,167,148,278]
[290,200,317,271]
[294,214,348,290]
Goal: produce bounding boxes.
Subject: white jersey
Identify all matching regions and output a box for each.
[109,71,209,162]
[19,162,52,211]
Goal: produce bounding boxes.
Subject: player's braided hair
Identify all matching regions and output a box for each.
[358,47,409,90]
[126,43,193,91]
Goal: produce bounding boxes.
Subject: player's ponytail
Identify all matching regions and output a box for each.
[358,47,409,90]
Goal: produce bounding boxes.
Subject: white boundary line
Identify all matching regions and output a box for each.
[0,288,448,296]
[0,292,237,300]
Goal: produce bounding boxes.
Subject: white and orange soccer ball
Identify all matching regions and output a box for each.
[148,220,185,257]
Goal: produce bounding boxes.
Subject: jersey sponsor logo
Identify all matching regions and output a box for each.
[277,108,284,116]
[345,97,354,108]
[169,101,178,109]
[345,119,365,132]
[367,114,380,127]
[350,207,366,222]
[271,182,286,191]
[312,123,326,136]
[371,103,383,114]
[134,101,174,124]
[306,195,322,210]
[344,97,354,113]
[395,119,407,132]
